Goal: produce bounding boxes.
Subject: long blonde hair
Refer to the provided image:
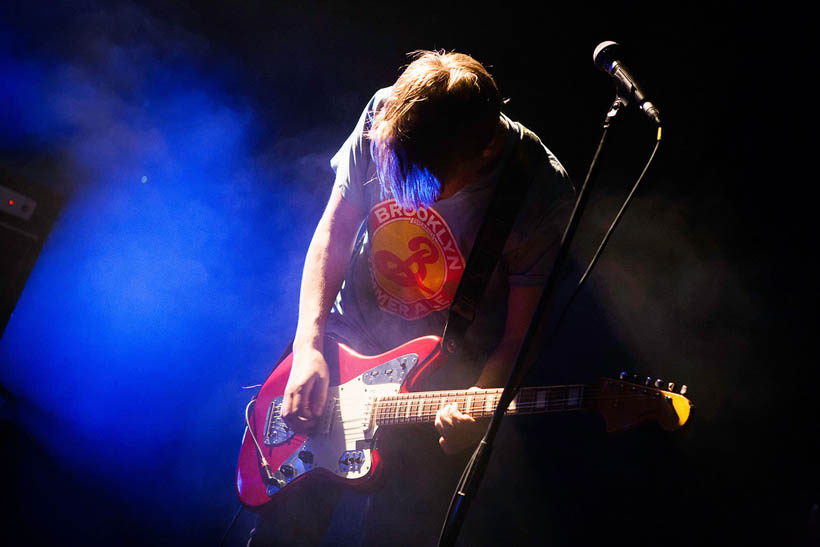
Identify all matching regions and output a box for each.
[368,50,501,208]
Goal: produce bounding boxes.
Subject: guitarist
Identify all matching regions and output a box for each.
[249,50,574,545]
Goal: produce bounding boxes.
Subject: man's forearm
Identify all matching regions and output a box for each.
[473,284,544,389]
[473,337,522,388]
[293,226,348,354]
[292,190,364,356]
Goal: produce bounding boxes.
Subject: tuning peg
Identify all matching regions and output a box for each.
[654,378,663,388]
[667,382,675,391]
[632,373,639,384]
[645,376,651,386]
[620,371,626,380]
[680,385,688,395]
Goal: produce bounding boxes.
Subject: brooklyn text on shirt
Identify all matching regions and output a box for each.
[367,200,465,320]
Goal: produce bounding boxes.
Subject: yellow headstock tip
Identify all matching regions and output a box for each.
[670,393,691,428]
[596,377,693,433]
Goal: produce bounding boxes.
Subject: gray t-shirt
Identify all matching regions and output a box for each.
[326,88,573,369]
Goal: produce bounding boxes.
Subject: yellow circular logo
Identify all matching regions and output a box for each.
[368,200,464,320]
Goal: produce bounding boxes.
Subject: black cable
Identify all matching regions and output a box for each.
[438,97,626,547]
[218,503,244,547]
[550,127,662,342]
[438,104,662,546]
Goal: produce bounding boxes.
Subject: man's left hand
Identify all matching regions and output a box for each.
[434,389,485,455]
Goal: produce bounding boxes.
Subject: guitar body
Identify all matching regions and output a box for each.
[236,335,692,511]
[236,335,444,510]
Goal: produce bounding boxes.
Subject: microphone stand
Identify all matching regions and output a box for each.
[437,96,628,547]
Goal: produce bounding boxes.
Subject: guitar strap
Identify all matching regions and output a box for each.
[441,124,537,357]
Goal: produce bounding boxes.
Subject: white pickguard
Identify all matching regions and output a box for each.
[299,372,401,480]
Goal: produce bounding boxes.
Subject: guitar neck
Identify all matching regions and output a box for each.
[372,384,593,426]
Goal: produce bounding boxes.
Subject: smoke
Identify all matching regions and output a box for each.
[0,4,802,544]
[0,2,350,543]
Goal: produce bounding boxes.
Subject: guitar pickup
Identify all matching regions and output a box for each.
[338,450,366,473]
[317,396,338,436]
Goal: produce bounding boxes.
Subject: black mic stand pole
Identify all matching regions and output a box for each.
[438,96,628,547]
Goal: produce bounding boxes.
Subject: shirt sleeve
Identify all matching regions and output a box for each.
[330,88,391,212]
[504,139,575,286]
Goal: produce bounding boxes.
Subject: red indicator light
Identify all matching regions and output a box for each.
[8,200,13,206]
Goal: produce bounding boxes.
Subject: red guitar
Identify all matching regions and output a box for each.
[236,335,692,510]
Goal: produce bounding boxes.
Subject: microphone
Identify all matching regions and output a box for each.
[593,41,661,124]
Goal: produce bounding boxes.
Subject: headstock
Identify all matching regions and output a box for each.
[594,373,692,433]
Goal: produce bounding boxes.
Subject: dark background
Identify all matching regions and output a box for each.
[0,2,814,546]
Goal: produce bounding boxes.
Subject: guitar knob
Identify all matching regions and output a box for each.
[680,385,688,395]
[298,450,314,464]
[654,378,663,388]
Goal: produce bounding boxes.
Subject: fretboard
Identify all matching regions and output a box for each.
[373,385,591,426]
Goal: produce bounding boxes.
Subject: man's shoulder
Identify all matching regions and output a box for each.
[368,87,393,114]
[357,87,393,134]
[504,116,570,186]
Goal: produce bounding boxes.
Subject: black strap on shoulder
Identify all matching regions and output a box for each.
[442,126,537,356]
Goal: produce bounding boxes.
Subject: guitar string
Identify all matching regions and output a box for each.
[323,386,683,425]
[363,392,681,423]
[370,394,678,407]
[334,392,672,409]
[367,390,679,404]
[342,391,673,410]
[363,388,671,401]
[367,392,674,409]
[367,394,675,410]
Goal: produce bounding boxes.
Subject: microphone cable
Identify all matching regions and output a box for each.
[439,125,661,547]
[550,125,663,343]
[218,503,244,547]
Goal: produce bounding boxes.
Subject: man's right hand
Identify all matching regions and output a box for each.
[283,188,364,434]
[281,347,330,434]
